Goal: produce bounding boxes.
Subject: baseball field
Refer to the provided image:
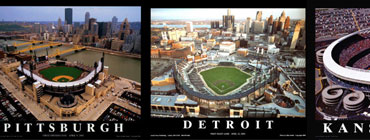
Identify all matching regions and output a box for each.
[39,66,82,82]
[200,67,251,95]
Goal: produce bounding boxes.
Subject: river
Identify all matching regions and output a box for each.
[0,40,141,82]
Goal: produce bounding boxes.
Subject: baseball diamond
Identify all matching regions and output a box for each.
[39,66,83,82]
[200,67,251,95]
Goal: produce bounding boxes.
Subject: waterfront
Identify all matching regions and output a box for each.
[63,50,141,82]
[0,40,141,82]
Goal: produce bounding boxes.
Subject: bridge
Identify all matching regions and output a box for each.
[48,45,86,58]
[12,40,43,47]
[14,42,62,53]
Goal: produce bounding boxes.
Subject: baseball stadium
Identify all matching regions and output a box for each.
[4,53,117,117]
[19,58,103,95]
[317,28,370,120]
[174,60,279,109]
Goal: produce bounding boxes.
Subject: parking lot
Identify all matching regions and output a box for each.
[97,103,141,121]
[0,83,36,121]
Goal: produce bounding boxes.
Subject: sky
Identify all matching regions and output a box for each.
[151,8,305,21]
[0,6,141,22]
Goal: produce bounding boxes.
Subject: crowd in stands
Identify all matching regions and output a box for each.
[188,63,215,96]
[316,8,370,40]
[353,53,370,69]
[339,39,370,67]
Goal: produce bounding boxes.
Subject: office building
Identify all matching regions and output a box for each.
[290,22,301,49]
[65,8,73,25]
[222,9,235,31]
[112,16,118,34]
[256,11,262,21]
[211,21,219,29]
[186,21,193,32]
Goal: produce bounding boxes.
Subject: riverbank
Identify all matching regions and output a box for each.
[85,46,141,59]
[13,40,141,59]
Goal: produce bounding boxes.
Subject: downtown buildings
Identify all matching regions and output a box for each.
[150,8,306,118]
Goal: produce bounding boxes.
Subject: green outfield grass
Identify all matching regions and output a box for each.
[200,67,251,95]
[39,66,82,82]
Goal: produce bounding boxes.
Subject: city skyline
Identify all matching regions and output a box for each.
[0,6,141,22]
[152,8,305,21]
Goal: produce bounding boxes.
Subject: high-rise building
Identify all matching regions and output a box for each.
[222,9,235,31]
[186,21,193,32]
[211,21,219,29]
[98,22,111,38]
[283,16,290,31]
[290,22,301,49]
[245,17,251,33]
[65,8,73,25]
[57,17,62,32]
[73,22,80,32]
[256,11,262,21]
[278,11,286,31]
[63,24,73,34]
[118,18,131,40]
[272,20,279,34]
[279,11,286,22]
[89,18,97,31]
[235,23,240,33]
[92,23,99,35]
[112,16,118,34]
[268,15,273,25]
[85,12,90,30]
[253,21,264,34]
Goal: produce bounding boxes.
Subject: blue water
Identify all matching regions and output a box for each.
[151,24,210,28]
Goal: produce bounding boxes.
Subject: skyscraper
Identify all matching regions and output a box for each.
[92,23,99,35]
[279,11,286,22]
[267,15,274,34]
[112,16,118,34]
[284,16,290,31]
[57,17,62,32]
[73,22,80,31]
[118,18,131,40]
[253,21,264,34]
[272,20,279,34]
[89,18,97,31]
[245,17,251,33]
[278,11,286,31]
[290,22,301,49]
[186,21,193,32]
[222,9,235,31]
[268,15,273,25]
[65,8,73,25]
[85,12,90,29]
[211,21,220,29]
[98,22,111,38]
[256,11,262,21]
